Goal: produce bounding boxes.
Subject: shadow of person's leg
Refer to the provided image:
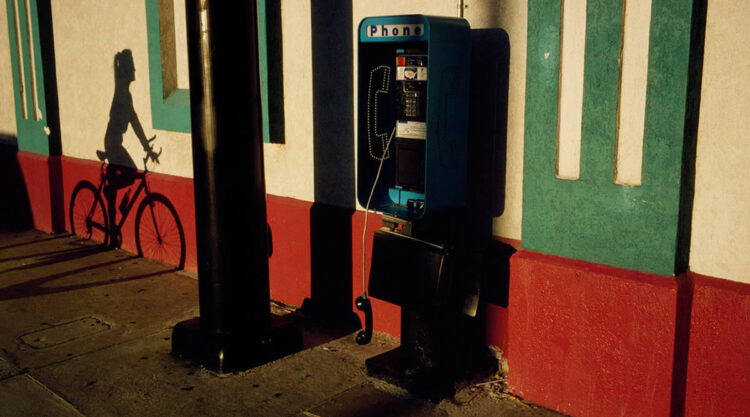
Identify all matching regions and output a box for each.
[102,182,118,248]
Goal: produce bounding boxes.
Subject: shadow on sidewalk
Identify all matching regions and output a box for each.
[0,140,33,233]
[0,247,178,302]
[0,239,107,265]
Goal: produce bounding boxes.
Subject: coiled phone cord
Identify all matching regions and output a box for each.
[356,126,396,345]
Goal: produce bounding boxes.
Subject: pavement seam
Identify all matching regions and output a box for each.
[25,373,88,417]
[0,372,24,383]
[0,366,27,383]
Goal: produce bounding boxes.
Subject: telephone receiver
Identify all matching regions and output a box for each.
[355,295,373,345]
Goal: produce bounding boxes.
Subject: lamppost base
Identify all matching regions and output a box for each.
[171,315,303,374]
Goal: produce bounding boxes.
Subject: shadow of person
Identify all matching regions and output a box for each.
[101,49,158,247]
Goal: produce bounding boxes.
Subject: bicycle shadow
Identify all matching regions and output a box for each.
[0,254,179,302]
[68,49,186,270]
[0,240,107,273]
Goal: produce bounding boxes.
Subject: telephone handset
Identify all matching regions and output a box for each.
[355,296,373,345]
[365,52,428,162]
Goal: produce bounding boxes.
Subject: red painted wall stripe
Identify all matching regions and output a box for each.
[485,303,508,352]
[266,195,312,308]
[684,272,750,417]
[16,151,57,233]
[508,249,682,417]
[60,156,198,272]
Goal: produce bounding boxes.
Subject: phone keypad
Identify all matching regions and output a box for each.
[403,91,421,118]
[405,98,418,117]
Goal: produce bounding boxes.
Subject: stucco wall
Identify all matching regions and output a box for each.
[263,0,315,202]
[0,2,17,136]
[689,1,750,284]
[16,2,750,269]
[173,0,189,90]
[31,1,526,236]
[50,1,193,178]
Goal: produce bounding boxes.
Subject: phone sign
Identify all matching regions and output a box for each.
[367,24,424,38]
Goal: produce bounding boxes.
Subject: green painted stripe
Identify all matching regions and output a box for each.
[5,0,51,155]
[580,0,621,184]
[144,0,283,143]
[257,0,271,142]
[6,0,25,126]
[145,0,191,133]
[257,0,285,143]
[522,0,697,275]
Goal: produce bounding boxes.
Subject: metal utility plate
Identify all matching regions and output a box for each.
[19,317,111,350]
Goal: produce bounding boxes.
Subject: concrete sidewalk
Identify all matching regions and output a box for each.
[0,229,563,417]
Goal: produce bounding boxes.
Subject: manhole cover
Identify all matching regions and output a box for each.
[19,317,112,349]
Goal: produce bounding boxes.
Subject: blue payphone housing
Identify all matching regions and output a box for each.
[357,15,470,220]
[354,15,495,400]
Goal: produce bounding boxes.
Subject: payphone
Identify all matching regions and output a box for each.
[356,15,469,220]
[354,15,492,399]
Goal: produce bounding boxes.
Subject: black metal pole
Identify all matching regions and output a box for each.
[171,0,301,373]
[187,0,270,335]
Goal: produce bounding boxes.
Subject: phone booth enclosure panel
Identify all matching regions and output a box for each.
[357,15,470,220]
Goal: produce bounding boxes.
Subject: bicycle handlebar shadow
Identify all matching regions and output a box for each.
[68,49,186,270]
